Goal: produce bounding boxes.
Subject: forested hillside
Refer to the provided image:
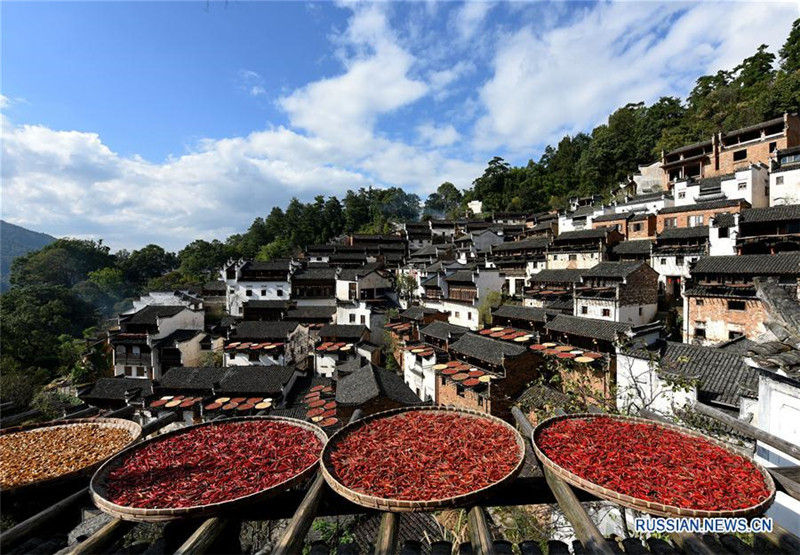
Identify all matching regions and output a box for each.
[0,221,55,291]
[1,20,799,406]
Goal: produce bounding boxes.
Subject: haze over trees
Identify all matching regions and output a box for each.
[1,23,799,404]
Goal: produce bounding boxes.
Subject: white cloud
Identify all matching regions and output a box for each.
[417,123,461,147]
[454,1,493,41]
[237,69,268,97]
[474,2,799,151]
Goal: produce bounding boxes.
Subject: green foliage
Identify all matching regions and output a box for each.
[780,19,800,72]
[310,518,355,551]
[178,239,233,280]
[117,244,178,285]
[10,238,114,288]
[197,350,223,367]
[424,181,463,217]
[32,389,82,420]
[394,273,418,300]
[255,238,294,261]
[477,290,503,327]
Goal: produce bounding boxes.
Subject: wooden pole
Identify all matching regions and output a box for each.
[693,402,800,461]
[267,409,364,555]
[758,523,800,553]
[174,517,229,555]
[103,405,136,419]
[67,518,134,555]
[141,411,180,436]
[466,506,494,555]
[63,406,100,420]
[0,488,88,549]
[373,512,398,555]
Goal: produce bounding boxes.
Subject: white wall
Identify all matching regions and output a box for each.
[226,281,290,316]
[440,299,479,330]
[615,352,697,417]
[152,309,204,340]
[650,253,699,284]
[770,168,800,206]
[226,350,286,367]
[402,350,437,402]
[709,221,738,256]
[721,166,770,208]
[547,251,601,270]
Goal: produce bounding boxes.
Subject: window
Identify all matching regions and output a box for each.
[719,227,729,238]
[248,351,259,362]
[246,289,252,297]
[776,176,784,185]
[737,182,747,190]
[349,314,356,323]
[455,311,460,318]
[602,308,610,317]
[360,315,366,324]
[277,289,283,297]
[696,299,704,306]
[688,215,703,227]
[664,217,677,228]
[678,192,685,199]
[568,254,577,261]
[728,300,746,311]
[632,223,642,232]
[124,366,132,376]
[733,149,747,161]
[729,331,744,340]
[467,312,472,320]
[769,141,777,153]
[132,345,141,355]
[581,306,588,315]
[676,256,684,265]
[638,307,643,316]
[261,289,267,296]
[694,328,706,338]
[229,352,236,360]
[660,258,667,265]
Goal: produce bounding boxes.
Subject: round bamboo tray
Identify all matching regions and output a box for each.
[1,417,142,494]
[320,406,526,512]
[531,413,776,518]
[90,416,326,522]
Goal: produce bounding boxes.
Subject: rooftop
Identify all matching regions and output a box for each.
[613,239,653,256]
[335,363,421,406]
[546,314,632,342]
[582,261,648,280]
[419,320,469,342]
[492,304,549,323]
[230,320,299,340]
[319,324,367,340]
[529,268,586,284]
[658,198,748,215]
[691,253,800,276]
[122,305,186,326]
[449,333,527,365]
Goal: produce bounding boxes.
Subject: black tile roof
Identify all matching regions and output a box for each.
[658,198,749,215]
[335,364,421,406]
[691,253,800,276]
[449,333,527,365]
[613,240,653,255]
[569,205,596,218]
[285,306,336,320]
[615,192,671,207]
[243,300,291,309]
[159,366,228,391]
[338,263,385,281]
[626,341,757,406]
[516,384,570,411]
[545,314,632,342]
[592,212,631,223]
[410,245,438,257]
[82,377,153,402]
[444,269,475,283]
[529,269,586,284]
[218,365,297,395]
[492,237,550,251]
[152,329,203,347]
[582,261,647,280]
[319,324,367,340]
[399,305,441,321]
[629,212,653,222]
[419,321,469,342]
[739,204,800,224]
[492,304,548,323]
[553,228,611,242]
[293,267,337,281]
[124,305,186,325]
[656,226,710,241]
[231,320,299,340]
[241,260,292,272]
[712,212,736,227]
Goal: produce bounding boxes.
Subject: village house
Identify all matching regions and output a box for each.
[291,265,337,306]
[769,145,800,205]
[612,239,653,263]
[671,165,770,209]
[110,304,206,380]
[557,204,600,233]
[401,320,469,401]
[655,198,750,233]
[313,324,372,377]
[734,204,800,255]
[403,222,433,251]
[660,113,800,186]
[609,191,673,215]
[683,253,800,345]
[590,212,631,237]
[437,267,505,330]
[335,362,422,420]
[241,299,291,321]
[225,321,307,368]
[130,290,203,312]
[626,212,657,239]
[491,304,550,333]
[221,259,295,317]
[283,305,336,328]
[453,228,504,261]
[429,219,457,241]
[79,376,154,410]
[650,226,710,302]
[441,333,540,420]
[523,268,585,313]
[547,227,623,269]
[334,264,396,343]
[489,236,550,289]
[574,261,659,325]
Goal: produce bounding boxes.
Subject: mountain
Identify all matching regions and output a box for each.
[1,220,56,291]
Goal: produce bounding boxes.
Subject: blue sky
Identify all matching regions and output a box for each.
[2,1,798,250]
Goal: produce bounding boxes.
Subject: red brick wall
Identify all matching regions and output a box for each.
[656,204,745,233]
[627,215,656,239]
[717,138,788,175]
[685,296,767,343]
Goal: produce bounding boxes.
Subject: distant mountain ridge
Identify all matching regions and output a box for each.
[1,220,56,291]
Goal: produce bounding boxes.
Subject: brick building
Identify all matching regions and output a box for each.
[735,204,800,255]
[574,261,659,325]
[523,268,585,313]
[547,227,623,270]
[651,226,710,302]
[591,212,631,237]
[627,213,656,239]
[683,253,800,345]
[612,239,653,262]
[655,198,750,233]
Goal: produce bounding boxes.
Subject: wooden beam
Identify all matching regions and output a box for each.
[173,517,229,555]
[758,523,800,553]
[466,506,494,555]
[103,405,136,420]
[0,488,88,549]
[67,518,134,555]
[373,512,398,555]
[141,411,180,437]
[767,466,800,502]
[693,403,800,461]
[268,408,364,555]
[63,406,100,420]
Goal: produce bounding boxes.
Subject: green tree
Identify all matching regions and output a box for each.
[780,18,800,72]
[118,244,178,285]
[178,239,232,279]
[10,239,114,288]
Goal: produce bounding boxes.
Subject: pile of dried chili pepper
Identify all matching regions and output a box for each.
[537,417,771,511]
[105,420,322,508]
[328,411,521,501]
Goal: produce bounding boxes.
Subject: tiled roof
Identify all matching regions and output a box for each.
[218,365,297,395]
[124,305,186,325]
[335,364,421,406]
[319,324,367,340]
[159,366,228,391]
[657,226,710,240]
[615,192,670,207]
[338,263,385,281]
[400,305,441,321]
[492,237,550,251]
[613,240,652,255]
[516,384,570,410]
[444,269,475,283]
[691,253,800,276]
[293,267,337,281]
[592,212,631,223]
[449,333,527,365]
[419,321,469,342]
[582,261,647,279]
[152,329,202,347]
[629,212,653,222]
[492,304,548,323]
[243,300,291,309]
[546,314,632,342]
[529,269,586,284]
[231,321,299,340]
[658,199,748,215]
[241,260,292,272]
[712,212,736,227]
[626,341,757,406]
[739,204,800,224]
[410,245,438,257]
[285,306,336,320]
[82,377,153,402]
[569,205,596,218]
[553,228,610,242]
